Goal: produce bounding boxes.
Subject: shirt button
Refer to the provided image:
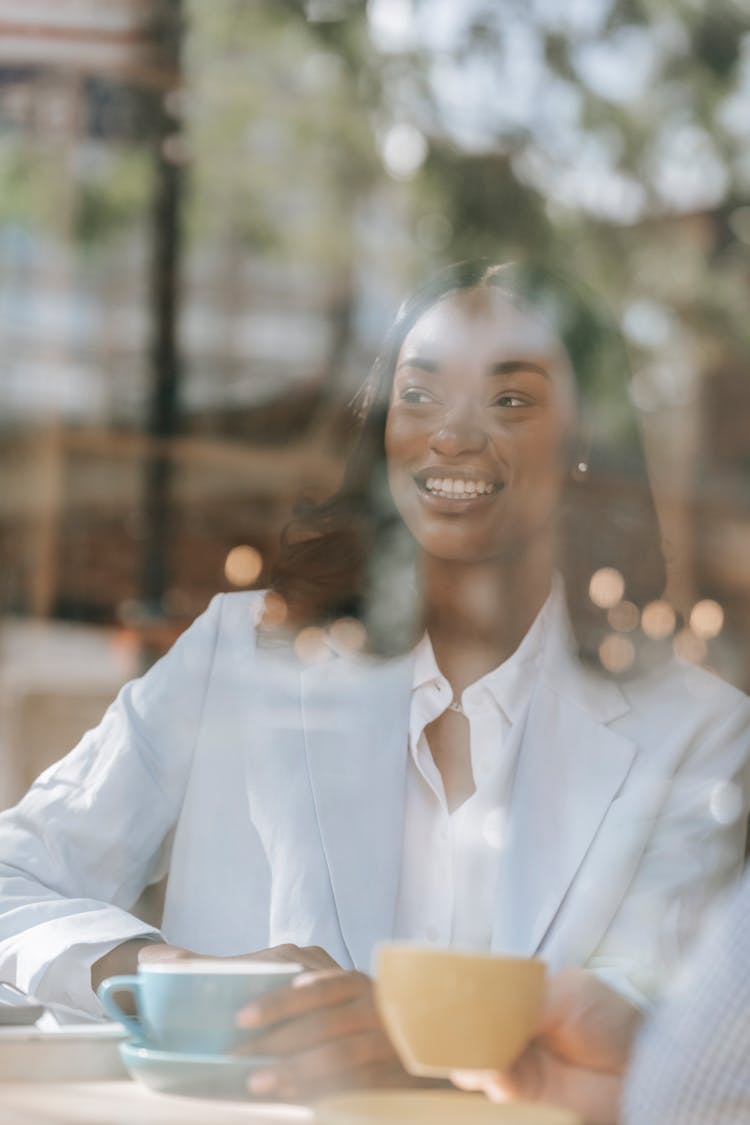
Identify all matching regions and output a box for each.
[425,925,439,942]
[439,825,448,841]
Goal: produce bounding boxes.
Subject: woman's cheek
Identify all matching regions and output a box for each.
[384,407,418,448]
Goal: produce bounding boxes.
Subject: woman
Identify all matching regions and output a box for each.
[0,261,747,1098]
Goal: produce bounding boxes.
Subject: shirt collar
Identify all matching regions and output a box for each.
[411,579,563,724]
[412,629,442,691]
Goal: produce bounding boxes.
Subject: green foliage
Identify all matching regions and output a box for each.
[76,150,153,246]
[0,141,43,224]
[184,0,380,269]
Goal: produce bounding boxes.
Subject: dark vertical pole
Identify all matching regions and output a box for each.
[141,0,184,621]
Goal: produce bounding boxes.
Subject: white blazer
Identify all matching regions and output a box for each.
[0,591,748,1017]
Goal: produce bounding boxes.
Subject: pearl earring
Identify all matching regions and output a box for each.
[572,460,589,482]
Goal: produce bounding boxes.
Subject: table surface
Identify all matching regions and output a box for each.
[0,1081,315,1125]
[0,1025,313,1123]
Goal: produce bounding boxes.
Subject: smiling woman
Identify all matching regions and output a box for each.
[270,260,666,667]
[0,260,748,1104]
[385,285,574,574]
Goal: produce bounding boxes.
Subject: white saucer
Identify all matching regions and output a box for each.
[119,1039,275,1101]
[0,1023,126,1083]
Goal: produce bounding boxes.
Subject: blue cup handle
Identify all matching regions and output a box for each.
[97,974,142,1040]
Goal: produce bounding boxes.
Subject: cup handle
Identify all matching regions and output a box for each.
[97,975,142,1040]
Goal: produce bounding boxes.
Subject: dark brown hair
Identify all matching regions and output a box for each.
[268,260,667,669]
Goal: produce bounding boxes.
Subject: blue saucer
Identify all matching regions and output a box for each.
[119,1039,275,1101]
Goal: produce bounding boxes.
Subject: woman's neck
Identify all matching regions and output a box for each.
[422,548,554,693]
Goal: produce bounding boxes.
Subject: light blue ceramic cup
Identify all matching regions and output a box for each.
[97,959,301,1055]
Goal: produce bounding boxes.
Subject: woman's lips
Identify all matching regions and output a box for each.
[423,474,498,498]
[414,474,504,506]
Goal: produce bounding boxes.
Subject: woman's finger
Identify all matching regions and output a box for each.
[450,1070,512,1100]
[237,990,377,1056]
[238,969,370,1028]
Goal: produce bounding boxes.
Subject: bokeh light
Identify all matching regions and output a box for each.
[329,617,367,654]
[641,600,676,640]
[294,626,331,664]
[589,567,625,609]
[689,599,724,641]
[673,628,707,665]
[224,545,263,587]
[709,781,744,826]
[260,591,288,629]
[598,633,635,674]
[607,600,640,632]
[367,0,415,52]
[380,123,428,179]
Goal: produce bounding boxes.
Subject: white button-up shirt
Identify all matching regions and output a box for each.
[392,590,554,949]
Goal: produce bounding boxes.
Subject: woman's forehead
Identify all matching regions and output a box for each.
[400,286,568,362]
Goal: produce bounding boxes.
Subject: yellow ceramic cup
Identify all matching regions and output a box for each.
[374,944,546,1076]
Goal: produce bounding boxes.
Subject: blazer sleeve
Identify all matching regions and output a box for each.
[586,690,750,1007]
[0,594,225,1017]
[622,866,750,1123]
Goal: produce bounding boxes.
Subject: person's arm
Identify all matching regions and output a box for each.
[0,595,225,1018]
[622,868,750,1124]
[583,689,750,1005]
[452,969,642,1125]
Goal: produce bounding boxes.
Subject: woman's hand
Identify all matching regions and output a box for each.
[93,940,340,1012]
[235,967,423,1101]
[452,969,644,1125]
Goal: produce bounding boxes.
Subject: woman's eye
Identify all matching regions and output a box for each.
[400,388,434,404]
[494,393,528,408]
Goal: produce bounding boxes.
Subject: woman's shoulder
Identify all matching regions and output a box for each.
[619,653,750,727]
[602,658,750,781]
[172,590,268,657]
[203,588,268,623]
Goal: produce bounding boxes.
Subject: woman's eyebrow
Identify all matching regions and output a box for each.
[396,356,439,373]
[396,356,552,377]
[491,359,551,378]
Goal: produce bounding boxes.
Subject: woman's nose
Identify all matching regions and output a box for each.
[429,407,488,457]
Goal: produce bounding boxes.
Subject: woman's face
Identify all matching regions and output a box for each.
[384,286,577,566]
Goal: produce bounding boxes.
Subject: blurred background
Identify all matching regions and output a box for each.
[1,0,749,812]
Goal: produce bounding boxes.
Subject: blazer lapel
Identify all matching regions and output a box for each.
[301,650,413,971]
[492,622,636,957]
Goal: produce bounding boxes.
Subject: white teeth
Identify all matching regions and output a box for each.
[423,477,496,498]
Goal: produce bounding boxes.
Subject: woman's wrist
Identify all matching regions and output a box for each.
[91,938,163,996]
